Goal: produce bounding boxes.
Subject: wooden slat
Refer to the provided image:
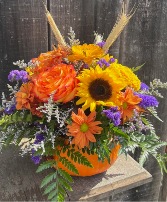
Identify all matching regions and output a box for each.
[0,0,48,95]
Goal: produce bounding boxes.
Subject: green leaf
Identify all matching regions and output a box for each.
[48,189,58,200]
[59,157,79,175]
[51,193,64,202]
[41,172,57,188]
[67,150,93,168]
[110,124,129,139]
[4,134,15,146]
[58,168,73,183]
[139,150,149,166]
[132,63,145,72]
[59,177,73,191]
[147,107,163,122]
[44,182,57,195]
[36,160,56,173]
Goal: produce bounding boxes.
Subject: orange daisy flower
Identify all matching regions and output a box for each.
[67,109,103,148]
[119,88,142,123]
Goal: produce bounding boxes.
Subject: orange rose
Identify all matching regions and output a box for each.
[33,63,78,103]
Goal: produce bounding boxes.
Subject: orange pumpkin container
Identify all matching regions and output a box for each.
[54,144,120,177]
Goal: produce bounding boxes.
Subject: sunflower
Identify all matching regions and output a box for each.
[68,44,104,65]
[67,108,103,148]
[107,63,141,91]
[76,65,127,111]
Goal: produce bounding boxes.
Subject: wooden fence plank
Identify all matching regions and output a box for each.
[111,0,167,201]
[0,0,48,95]
[0,0,167,201]
[49,0,96,47]
[0,0,48,200]
[49,0,167,201]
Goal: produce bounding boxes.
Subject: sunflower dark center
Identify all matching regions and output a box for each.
[88,79,112,101]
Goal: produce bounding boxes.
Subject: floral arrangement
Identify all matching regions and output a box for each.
[0,3,167,202]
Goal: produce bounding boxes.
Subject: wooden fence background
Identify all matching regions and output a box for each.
[0,0,167,201]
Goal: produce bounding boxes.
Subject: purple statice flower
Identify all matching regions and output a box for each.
[137,93,159,109]
[97,59,110,68]
[31,155,41,164]
[83,64,89,69]
[102,107,121,126]
[97,41,105,48]
[109,57,115,63]
[140,82,150,91]
[8,70,20,82]
[34,122,47,131]
[19,70,29,82]
[31,149,41,164]
[8,70,28,83]
[34,133,45,144]
[4,104,16,115]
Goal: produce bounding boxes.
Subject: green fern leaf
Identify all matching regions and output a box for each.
[139,150,149,166]
[41,172,57,188]
[36,160,56,173]
[59,157,79,175]
[48,189,58,200]
[57,184,66,196]
[51,193,64,202]
[4,134,15,146]
[44,182,57,195]
[147,107,163,122]
[59,177,73,191]
[68,150,93,168]
[58,168,73,183]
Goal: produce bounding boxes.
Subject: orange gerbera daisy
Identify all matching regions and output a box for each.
[119,88,142,123]
[67,109,103,148]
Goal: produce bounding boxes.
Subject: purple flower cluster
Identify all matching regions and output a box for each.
[97,57,115,68]
[31,149,41,164]
[34,133,45,144]
[97,59,110,67]
[8,70,28,83]
[137,94,159,109]
[103,107,121,126]
[140,82,149,91]
[4,104,16,115]
[97,41,105,48]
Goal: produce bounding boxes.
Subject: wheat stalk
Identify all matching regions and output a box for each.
[43,3,67,48]
[102,2,137,53]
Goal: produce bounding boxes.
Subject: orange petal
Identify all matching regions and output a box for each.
[85,131,96,142]
[71,112,84,125]
[87,111,96,123]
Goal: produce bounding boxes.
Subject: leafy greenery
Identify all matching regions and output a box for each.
[0,111,32,128]
[131,63,145,72]
[119,131,167,172]
[64,148,93,168]
[147,107,163,122]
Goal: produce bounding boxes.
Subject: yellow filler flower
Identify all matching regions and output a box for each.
[108,63,141,91]
[68,44,104,65]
